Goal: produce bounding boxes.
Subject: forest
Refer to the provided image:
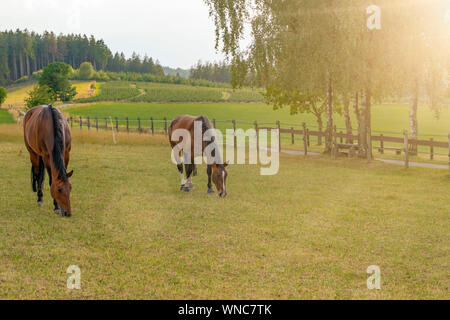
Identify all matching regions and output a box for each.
[0,30,164,85]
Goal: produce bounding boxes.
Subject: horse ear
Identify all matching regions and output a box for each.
[67,170,73,178]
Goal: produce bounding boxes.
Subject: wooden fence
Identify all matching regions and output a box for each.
[68,116,450,173]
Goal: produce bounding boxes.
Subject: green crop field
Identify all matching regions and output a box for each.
[77,81,264,103]
[0,124,449,299]
[0,109,15,124]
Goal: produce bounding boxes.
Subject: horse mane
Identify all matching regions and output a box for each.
[48,104,67,181]
[195,115,212,135]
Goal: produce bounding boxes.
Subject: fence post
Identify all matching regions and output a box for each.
[318,127,322,146]
[276,120,281,153]
[79,116,82,130]
[380,134,384,154]
[151,117,154,135]
[115,117,119,132]
[87,116,90,130]
[404,130,409,169]
[213,119,216,129]
[164,117,168,135]
[339,131,343,144]
[302,123,308,156]
[430,138,434,160]
[291,127,295,144]
[254,120,258,158]
[307,128,310,147]
[126,117,129,133]
[448,133,450,176]
[96,117,98,131]
[232,120,237,148]
[70,116,73,128]
[138,117,141,133]
[332,125,337,159]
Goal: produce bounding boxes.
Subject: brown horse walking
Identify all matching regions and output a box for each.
[169,115,228,197]
[24,104,73,217]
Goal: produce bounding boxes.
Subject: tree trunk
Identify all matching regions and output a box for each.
[11,48,18,80]
[324,78,333,154]
[409,78,419,155]
[26,55,30,76]
[353,92,363,148]
[343,94,353,143]
[19,52,24,78]
[363,88,372,160]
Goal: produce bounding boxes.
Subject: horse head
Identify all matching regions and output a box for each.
[50,170,73,216]
[212,161,228,197]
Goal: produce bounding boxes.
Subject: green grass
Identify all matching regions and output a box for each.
[0,125,449,299]
[77,81,264,103]
[0,109,14,124]
[64,102,450,136]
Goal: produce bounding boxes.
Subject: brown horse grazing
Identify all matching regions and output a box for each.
[169,115,228,197]
[23,104,73,217]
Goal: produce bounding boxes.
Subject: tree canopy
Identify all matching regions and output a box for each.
[0,86,6,106]
[204,0,450,155]
[79,62,95,80]
[39,62,77,102]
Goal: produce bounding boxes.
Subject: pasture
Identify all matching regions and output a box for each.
[64,102,450,137]
[0,124,449,299]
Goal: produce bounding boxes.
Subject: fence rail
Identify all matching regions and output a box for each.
[66,116,450,173]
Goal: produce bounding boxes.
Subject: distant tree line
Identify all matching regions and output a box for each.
[190,61,231,84]
[0,29,164,85]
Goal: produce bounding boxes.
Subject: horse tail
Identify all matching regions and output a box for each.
[48,104,67,181]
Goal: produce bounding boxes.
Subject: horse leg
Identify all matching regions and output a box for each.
[186,163,195,190]
[177,163,186,191]
[46,165,61,214]
[206,164,214,194]
[36,157,45,206]
[183,164,192,192]
[185,152,196,190]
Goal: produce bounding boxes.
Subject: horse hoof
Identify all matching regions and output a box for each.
[37,201,44,207]
[186,183,194,189]
[207,189,214,194]
[183,186,190,192]
[54,208,62,215]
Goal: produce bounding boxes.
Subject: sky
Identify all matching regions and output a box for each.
[0,0,226,69]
